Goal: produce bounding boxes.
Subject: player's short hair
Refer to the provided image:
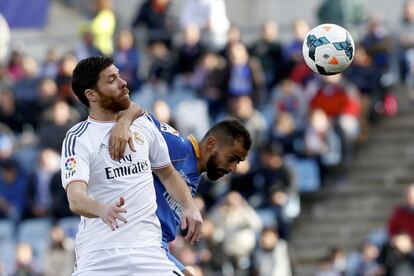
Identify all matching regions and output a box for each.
[71,56,114,107]
[206,120,251,150]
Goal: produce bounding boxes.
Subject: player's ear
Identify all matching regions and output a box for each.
[85,89,98,103]
[206,136,217,152]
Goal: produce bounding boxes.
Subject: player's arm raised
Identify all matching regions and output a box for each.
[153,165,203,244]
[66,181,127,231]
[109,102,144,160]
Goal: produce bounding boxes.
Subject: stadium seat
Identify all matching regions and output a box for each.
[0,219,14,241]
[17,218,52,269]
[58,216,80,239]
[285,155,321,192]
[0,219,16,274]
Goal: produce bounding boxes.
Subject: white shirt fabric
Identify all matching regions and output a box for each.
[60,116,171,258]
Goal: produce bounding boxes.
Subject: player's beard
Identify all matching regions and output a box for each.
[206,151,229,180]
[98,90,130,113]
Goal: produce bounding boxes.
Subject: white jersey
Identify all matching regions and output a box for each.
[60,116,171,258]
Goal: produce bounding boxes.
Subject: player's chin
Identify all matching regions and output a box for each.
[121,98,131,109]
[207,170,228,180]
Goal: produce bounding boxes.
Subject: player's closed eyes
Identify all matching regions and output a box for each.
[228,156,238,163]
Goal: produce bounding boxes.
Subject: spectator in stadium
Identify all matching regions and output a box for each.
[62,56,202,274]
[210,191,262,275]
[0,63,12,92]
[361,14,392,73]
[304,109,342,180]
[88,0,116,56]
[131,0,174,47]
[25,148,60,219]
[7,48,24,82]
[49,171,73,220]
[308,74,361,164]
[316,0,366,29]
[12,56,40,106]
[268,111,304,156]
[269,78,308,128]
[400,0,414,101]
[0,158,28,223]
[0,90,25,134]
[74,27,103,61]
[344,43,383,142]
[231,142,296,239]
[147,41,175,85]
[113,30,141,92]
[0,124,15,161]
[350,241,384,276]
[223,42,265,106]
[37,100,80,152]
[43,226,74,276]
[249,20,285,91]
[388,184,414,243]
[13,242,38,276]
[284,19,314,87]
[191,52,227,120]
[35,78,59,119]
[151,99,176,128]
[253,227,292,276]
[174,24,206,84]
[381,232,414,276]
[179,0,230,50]
[380,184,414,275]
[55,53,78,103]
[39,47,60,79]
[0,13,10,65]
[218,25,242,62]
[224,95,268,150]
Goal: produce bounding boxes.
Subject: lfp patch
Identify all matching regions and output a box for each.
[65,157,77,171]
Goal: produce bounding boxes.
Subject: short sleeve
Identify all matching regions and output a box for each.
[141,119,171,169]
[60,135,90,190]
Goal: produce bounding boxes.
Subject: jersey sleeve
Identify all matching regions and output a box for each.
[60,135,90,190]
[141,119,171,169]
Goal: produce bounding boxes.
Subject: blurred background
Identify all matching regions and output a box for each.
[2,0,414,275]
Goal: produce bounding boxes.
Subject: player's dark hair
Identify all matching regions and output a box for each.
[205,120,251,150]
[71,56,114,107]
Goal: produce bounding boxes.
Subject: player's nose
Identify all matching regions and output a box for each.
[228,162,237,173]
[119,78,127,88]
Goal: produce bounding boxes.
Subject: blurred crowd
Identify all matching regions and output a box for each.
[1,0,414,275]
[312,184,414,276]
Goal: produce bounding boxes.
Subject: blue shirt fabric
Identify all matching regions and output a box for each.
[145,113,202,243]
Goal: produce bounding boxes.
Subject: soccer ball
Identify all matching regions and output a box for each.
[302,23,355,75]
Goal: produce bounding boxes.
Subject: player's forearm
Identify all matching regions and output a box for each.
[154,165,194,208]
[117,101,143,124]
[67,190,104,218]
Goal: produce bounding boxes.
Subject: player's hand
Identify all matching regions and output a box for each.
[99,197,128,231]
[180,201,203,244]
[109,121,136,161]
[183,267,195,276]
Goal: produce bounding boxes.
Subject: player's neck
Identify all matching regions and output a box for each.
[198,141,207,173]
[89,107,118,122]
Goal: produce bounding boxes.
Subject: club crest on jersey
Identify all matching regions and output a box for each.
[64,157,77,178]
[133,131,144,145]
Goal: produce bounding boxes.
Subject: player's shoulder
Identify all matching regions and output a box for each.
[64,119,91,140]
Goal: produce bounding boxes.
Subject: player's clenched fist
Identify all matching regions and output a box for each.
[98,197,128,231]
[180,202,203,244]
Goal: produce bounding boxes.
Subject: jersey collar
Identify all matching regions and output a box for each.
[88,116,117,123]
[187,134,201,173]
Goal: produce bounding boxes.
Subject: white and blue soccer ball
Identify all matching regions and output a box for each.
[302,23,355,75]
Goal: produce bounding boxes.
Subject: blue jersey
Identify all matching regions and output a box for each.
[145,113,202,243]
